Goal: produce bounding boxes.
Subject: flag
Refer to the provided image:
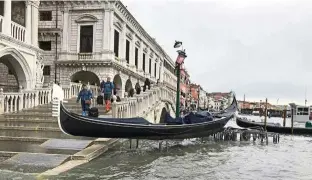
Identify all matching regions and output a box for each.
[176,55,185,64]
[174,41,182,48]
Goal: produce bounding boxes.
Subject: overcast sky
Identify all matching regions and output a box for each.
[123,0,312,105]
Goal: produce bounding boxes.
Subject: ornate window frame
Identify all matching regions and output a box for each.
[75,14,98,53]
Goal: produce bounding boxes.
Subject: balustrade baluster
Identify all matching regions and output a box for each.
[5,98,8,113]
[9,97,13,112]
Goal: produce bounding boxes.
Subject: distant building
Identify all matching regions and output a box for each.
[199,87,208,109]
[207,92,234,111]
[180,68,190,108]
[189,84,199,110]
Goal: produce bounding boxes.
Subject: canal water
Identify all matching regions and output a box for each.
[1,117,312,180]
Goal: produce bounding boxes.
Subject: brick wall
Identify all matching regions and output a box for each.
[0,63,19,92]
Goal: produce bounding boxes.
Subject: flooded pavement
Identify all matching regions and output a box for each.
[1,118,312,180]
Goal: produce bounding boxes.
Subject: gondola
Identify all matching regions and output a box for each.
[58,101,236,140]
[236,117,312,135]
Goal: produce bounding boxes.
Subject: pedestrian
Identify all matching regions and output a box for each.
[76,84,93,116]
[129,88,134,97]
[143,78,151,92]
[100,79,105,94]
[156,79,160,85]
[103,77,114,112]
[135,81,141,94]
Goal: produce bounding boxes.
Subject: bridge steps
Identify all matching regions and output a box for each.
[0,118,59,128]
[0,98,117,175]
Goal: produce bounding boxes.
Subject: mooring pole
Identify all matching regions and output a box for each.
[283,106,286,127]
[129,139,132,149]
[264,98,268,130]
[291,108,294,134]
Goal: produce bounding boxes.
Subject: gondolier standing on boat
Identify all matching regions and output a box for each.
[103,77,114,112]
[77,84,93,116]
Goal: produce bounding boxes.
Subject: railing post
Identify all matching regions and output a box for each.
[35,91,39,106]
[18,94,23,111]
[0,88,4,114]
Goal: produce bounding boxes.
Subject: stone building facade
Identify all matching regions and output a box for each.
[0,0,44,92]
[38,0,177,98]
[207,92,234,111]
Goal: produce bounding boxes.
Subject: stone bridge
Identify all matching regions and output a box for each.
[61,82,176,123]
[0,81,176,124]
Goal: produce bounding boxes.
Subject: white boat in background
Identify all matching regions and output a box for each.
[252,110,260,116]
[289,103,312,123]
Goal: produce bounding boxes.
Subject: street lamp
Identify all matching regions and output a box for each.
[174,41,187,118]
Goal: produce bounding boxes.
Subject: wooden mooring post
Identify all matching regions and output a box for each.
[129,139,140,149]
[264,98,268,131]
[291,108,294,134]
[283,106,287,127]
[211,127,280,144]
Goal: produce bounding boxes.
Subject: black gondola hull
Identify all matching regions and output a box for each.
[236,117,312,135]
[59,103,233,140]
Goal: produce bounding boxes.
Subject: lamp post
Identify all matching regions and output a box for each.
[174,41,187,118]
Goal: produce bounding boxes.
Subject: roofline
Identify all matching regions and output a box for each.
[115,0,175,66]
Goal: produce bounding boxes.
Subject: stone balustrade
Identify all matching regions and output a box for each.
[111,84,176,118]
[11,21,26,42]
[0,87,51,114]
[0,80,175,118]
[58,52,103,61]
[62,82,99,102]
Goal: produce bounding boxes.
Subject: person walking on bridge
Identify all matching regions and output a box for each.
[100,79,105,94]
[103,77,114,112]
[77,84,93,116]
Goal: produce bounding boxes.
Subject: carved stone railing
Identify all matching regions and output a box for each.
[112,85,175,118]
[62,82,99,103]
[78,53,95,60]
[11,21,26,42]
[58,52,102,61]
[0,87,51,114]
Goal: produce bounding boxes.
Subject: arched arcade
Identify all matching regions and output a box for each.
[113,74,122,97]
[0,47,33,91]
[125,79,133,95]
[70,71,101,86]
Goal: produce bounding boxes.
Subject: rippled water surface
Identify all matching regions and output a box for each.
[1,118,312,180]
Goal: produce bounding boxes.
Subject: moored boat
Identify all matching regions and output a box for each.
[289,103,312,123]
[58,102,236,140]
[236,117,312,135]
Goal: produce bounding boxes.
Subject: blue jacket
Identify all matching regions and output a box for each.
[103,82,114,94]
[77,89,93,102]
